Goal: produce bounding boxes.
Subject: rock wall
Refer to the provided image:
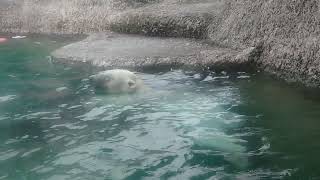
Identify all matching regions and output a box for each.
[108,0,225,38]
[209,0,320,87]
[0,0,158,34]
[1,0,320,87]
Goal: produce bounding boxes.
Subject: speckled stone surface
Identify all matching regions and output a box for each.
[52,32,259,72]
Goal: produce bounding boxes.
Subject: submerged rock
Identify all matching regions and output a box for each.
[52,32,258,72]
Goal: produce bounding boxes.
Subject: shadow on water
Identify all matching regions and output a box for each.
[229,74,320,179]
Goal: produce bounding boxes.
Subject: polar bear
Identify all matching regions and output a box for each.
[90,69,145,94]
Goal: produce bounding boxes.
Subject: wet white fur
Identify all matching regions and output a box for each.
[90,69,145,94]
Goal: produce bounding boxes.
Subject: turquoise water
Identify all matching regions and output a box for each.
[1,36,320,180]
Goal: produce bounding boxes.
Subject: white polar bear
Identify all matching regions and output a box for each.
[90,69,146,94]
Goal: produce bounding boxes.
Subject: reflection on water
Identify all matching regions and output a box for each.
[1,36,320,180]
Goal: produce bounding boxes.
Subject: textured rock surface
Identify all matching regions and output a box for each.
[2,0,320,87]
[109,0,225,38]
[52,33,258,72]
[0,0,223,37]
[0,0,159,34]
[208,0,320,87]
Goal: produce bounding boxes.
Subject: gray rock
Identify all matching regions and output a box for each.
[109,0,225,38]
[3,0,320,87]
[208,0,320,87]
[0,0,224,37]
[52,32,257,72]
[0,0,157,34]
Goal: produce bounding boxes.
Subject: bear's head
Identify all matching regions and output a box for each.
[90,69,144,94]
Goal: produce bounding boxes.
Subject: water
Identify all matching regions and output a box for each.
[1,36,320,180]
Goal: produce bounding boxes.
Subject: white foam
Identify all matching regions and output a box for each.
[12,36,27,39]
